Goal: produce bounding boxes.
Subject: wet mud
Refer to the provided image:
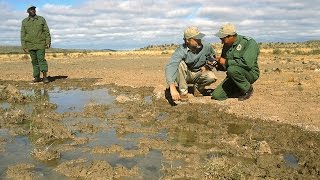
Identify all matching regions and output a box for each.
[0,78,319,179]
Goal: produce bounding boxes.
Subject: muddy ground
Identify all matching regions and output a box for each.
[0,52,319,179]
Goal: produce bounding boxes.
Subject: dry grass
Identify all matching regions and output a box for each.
[1,41,320,62]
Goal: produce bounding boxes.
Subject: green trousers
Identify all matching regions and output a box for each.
[29,49,48,78]
[212,65,259,100]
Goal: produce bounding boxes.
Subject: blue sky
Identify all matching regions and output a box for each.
[7,0,83,11]
[1,0,319,50]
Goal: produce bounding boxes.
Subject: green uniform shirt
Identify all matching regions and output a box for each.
[222,35,260,76]
[165,43,215,85]
[21,15,51,50]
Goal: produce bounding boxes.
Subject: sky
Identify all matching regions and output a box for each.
[0,0,319,50]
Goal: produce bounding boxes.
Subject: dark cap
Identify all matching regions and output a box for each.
[27,5,36,11]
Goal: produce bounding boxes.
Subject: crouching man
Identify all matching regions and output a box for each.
[211,23,260,101]
[165,26,217,102]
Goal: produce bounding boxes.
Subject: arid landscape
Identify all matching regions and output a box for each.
[0,42,319,179]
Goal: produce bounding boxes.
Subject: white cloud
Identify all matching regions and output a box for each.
[0,0,319,49]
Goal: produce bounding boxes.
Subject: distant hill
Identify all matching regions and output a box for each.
[139,40,320,51]
[1,40,320,54]
[138,43,179,51]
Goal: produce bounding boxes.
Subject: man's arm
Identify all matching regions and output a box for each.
[241,40,259,69]
[169,83,180,101]
[165,46,186,101]
[227,40,259,70]
[42,17,51,48]
[20,21,27,53]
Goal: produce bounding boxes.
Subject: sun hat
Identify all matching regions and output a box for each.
[214,23,237,38]
[184,26,205,40]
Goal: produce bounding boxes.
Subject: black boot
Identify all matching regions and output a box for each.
[42,71,49,83]
[31,76,41,83]
[238,85,254,101]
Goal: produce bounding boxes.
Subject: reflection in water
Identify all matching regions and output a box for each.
[31,88,55,116]
[34,88,49,102]
[49,88,115,113]
[20,87,115,113]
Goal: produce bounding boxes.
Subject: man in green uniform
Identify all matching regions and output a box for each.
[211,23,260,101]
[21,5,51,83]
[165,26,217,102]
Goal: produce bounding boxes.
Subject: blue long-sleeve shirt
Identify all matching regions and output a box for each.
[165,43,215,85]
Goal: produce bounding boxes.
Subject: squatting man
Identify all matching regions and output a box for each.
[211,23,260,101]
[165,26,218,101]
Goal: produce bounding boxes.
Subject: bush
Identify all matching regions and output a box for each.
[310,49,320,55]
[272,48,281,54]
[21,54,29,60]
[161,51,169,54]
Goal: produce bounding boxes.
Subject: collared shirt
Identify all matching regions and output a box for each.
[222,35,260,75]
[165,43,215,85]
[21,15,51,50]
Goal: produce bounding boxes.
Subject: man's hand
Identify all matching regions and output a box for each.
[218,57,226,65]
[169,84,180,101]
[200,66,208,72]
[23,48,28,53]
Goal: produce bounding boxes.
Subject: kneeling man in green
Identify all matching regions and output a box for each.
[211,23,260,101]
[21,5,51,83]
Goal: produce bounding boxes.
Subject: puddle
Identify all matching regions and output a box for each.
[283,153,299,168]
[21,88,115,113]
[144,95,153,104]
[0,130,65,179]
[156,112,169,121]
[0,102,10,109]
[0,83,320,179]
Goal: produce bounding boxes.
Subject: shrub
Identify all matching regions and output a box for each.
[310,49,320,55]
[293,50,304,55]
[21,54,29,60]
[161,51,169,54]
[272,48,281,54]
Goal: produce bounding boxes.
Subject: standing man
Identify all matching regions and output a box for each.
[211,23,260,101]
[165,26,217,102]
[21,5,51,83]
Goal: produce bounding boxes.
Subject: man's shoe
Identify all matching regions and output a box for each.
[43,77,49,84]
[179,94,189,102]
[238,86,254,101]
[193,86,203,97]
[31,77,41,83]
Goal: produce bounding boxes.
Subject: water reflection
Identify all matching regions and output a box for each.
[34,88,49,102]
